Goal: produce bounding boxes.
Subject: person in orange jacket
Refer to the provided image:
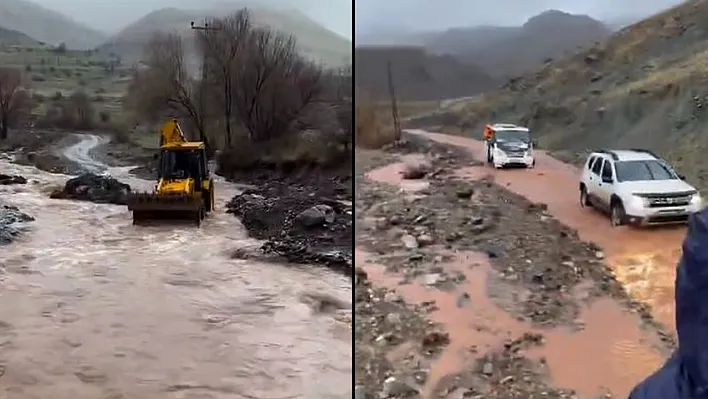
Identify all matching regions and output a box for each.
[484,125,494,163]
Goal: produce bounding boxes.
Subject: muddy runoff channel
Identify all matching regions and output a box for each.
[355,134,681,399]
[0,134,352,398]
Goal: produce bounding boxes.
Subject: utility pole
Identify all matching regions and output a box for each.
[190,21,219,154]
[387,61,401,141]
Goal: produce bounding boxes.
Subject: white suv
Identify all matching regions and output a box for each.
[579,149,702,226]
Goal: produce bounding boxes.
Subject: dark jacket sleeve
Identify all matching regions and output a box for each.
[628,353,685,399]
[628,209,708,398]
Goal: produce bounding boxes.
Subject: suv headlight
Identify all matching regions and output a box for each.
[691,193,702,206]
[630,195,649,209]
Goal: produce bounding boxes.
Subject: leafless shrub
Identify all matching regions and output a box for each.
[0,67,34,139]
[38,90,94,130]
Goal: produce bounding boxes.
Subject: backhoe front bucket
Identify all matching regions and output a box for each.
[127,192,204,226]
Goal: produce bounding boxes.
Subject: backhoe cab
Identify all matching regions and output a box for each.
[127,119,215,226]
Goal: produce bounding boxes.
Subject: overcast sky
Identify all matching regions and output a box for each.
[355,0,683,34]
[31,0,352,38]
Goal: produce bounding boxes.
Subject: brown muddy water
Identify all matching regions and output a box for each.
[360,153,667,398]
[356,249,662,398]
[0,136,352,399]
[405,129,686,332]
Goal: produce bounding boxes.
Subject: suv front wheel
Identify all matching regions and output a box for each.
[610,201,626,227]
[580,186,590,207]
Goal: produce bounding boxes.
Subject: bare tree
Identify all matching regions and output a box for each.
[66,91,94,129]
[232,26,323,142]
[125,33,208,146]
[0,67,32,140]
[197,9,253,148]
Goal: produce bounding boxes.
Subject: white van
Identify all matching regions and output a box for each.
[483,123,535,169]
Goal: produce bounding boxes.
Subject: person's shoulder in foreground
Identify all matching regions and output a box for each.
[629,208,708,399]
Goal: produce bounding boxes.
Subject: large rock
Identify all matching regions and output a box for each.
[0,205,34,244]
[0,174,27,185]
[400,159,432,179]
[50,173,131,205]
[294,204,335,228]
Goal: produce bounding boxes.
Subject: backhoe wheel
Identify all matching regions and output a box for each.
[195,206,206,226]
[195,209,202,227]
[204,183,213,212]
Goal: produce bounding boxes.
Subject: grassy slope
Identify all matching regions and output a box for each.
[99,7,351,67]
[0,0,106,49]
[422,0,708,189]
[0,45,131,124]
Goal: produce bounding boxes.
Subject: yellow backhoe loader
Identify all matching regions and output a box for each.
[127,119,215,226]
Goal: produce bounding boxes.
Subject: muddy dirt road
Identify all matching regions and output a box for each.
[0,136,352,398]
[407,129,685,330]
[355,134,678,399]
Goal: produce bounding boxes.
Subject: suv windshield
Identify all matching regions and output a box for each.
[615,160,677,182]
[495,130,530,143]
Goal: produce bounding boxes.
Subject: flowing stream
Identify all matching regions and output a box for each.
[0,134,352,399]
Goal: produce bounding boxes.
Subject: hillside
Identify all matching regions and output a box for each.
[354,46,498,101]
[0,0,106,49]
[357,11,611,78]
[427,10,612,77]
[99,7,351,67]
[0,25,37,46]
[418,0,708,189]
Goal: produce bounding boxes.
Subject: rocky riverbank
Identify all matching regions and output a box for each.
[225,165,353,274]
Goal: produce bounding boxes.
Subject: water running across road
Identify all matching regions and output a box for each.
[0,135,352,398]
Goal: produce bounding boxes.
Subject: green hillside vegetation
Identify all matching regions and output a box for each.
[0,44,130,128]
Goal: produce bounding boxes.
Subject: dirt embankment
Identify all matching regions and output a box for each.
[355,134,673,399]
[90,140,158,180]
[222,164,353,274]
[0,129,85,174]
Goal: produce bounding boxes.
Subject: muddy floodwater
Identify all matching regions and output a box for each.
[359,141,675,398]
[407,130,686,331]
[0,136,352,399]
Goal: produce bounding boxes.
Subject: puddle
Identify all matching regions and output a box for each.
[405,130,686,332]
[451,166,492,181]
[356,248,663,398]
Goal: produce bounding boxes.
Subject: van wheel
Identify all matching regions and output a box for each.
[610,201,625,227]
[580,186,590,207]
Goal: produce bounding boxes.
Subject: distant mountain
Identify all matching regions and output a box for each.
[428,10,612,77]
[0,0,107,49]
[0,25,38,46]
[99,6,351,67]
[356,10,612,78]
[354,45,498,101]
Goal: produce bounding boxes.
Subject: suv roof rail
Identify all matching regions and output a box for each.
[628,148,659,159]
[592,149,619,161]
